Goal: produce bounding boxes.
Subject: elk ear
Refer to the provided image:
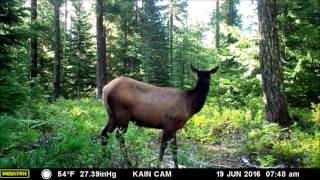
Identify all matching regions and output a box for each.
[191,64,198,74]
[209,65,219,74]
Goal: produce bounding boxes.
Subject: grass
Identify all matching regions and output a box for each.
[0,98,319,168]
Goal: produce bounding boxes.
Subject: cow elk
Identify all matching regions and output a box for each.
[100,65,219,168]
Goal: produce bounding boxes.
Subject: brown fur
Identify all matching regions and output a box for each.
[100,65,219,168]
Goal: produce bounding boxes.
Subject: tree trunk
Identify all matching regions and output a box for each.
[280,0,288,61]
[133,0,139,79]
[134,0,138,31]
[123,0,129,76]
[96,0,107,99]
[61,0,67,97]
[169,0,173,76]
[227,0,234,26]
[30,0,37,78]
[63,0,67,70]
[226,0,234,44]
[258,0,291,126]
[215,0,220,49]
[53,0,61,100]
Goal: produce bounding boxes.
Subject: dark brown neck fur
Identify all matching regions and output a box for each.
[187,77,210,115]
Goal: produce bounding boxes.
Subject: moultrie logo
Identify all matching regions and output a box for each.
[0,169,30,178]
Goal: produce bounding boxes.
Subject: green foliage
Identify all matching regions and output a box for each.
[63,0,95,98]
[105,0,171,86]
[0,0,29,113]
[36,0,54,93]
[1,99,319,168]
[0,99,106,167]
[244,108,320,167]
[124,123,159,167]
[219,0,242,27]
[140,0,170,86]
[0,115,20,154]
[0,76,29,113]
[181,107,217,143]
[277,0,320,107]
[105,0,143,81]
[209,0,242,49]
[172,25,219,89]
[208,24,262,110]
[0,0,319,169]
[302,132,320,167]
[182,104,261,144]
[311,103,320,127]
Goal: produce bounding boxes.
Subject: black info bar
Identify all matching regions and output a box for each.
[0,168,319,180]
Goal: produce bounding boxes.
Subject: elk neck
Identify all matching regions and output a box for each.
[187,76,211,115]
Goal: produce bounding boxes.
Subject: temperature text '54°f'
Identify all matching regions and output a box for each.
[57,171,75,178]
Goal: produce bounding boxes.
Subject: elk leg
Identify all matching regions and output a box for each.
[100,118,116,146]
[159,130,173,163]
[116,127,132,168]
[171,133,178,168]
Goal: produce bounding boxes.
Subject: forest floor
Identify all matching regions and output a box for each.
[1,98,318,168]
[162,135,246,168]
[202,142,244,168]
[142,132,246,168]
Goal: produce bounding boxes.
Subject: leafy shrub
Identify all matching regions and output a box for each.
[302,132,320,167]
[0,115,20,154]
[1,98,319,168]
[311,103,320,128]
[244,114,320,167]
[245,123,284,156]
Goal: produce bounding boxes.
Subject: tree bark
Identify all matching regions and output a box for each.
[169,0,173,76]
[280,0,288,61]
[215,0,220,49]
[227,0,234,26]
[53,0,61,100]
[258,0,291,126]
[123,0,129,75]
[96,0,107,99]
[63,0,67,67]
[30,0,38,78]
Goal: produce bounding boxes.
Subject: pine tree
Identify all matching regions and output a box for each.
[220,0,241,27]
[104,0,144,81]
[64,0,95,98]
[163,0,188,84]
[118,0,140,78]
[0,0,28,112]
[30,0,38,79]
[277,0,320,106]
[210,0,242,48]
[37,0,54,93]
[140,0,169,86]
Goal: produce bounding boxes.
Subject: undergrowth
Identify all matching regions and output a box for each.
[0,98,319,168]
